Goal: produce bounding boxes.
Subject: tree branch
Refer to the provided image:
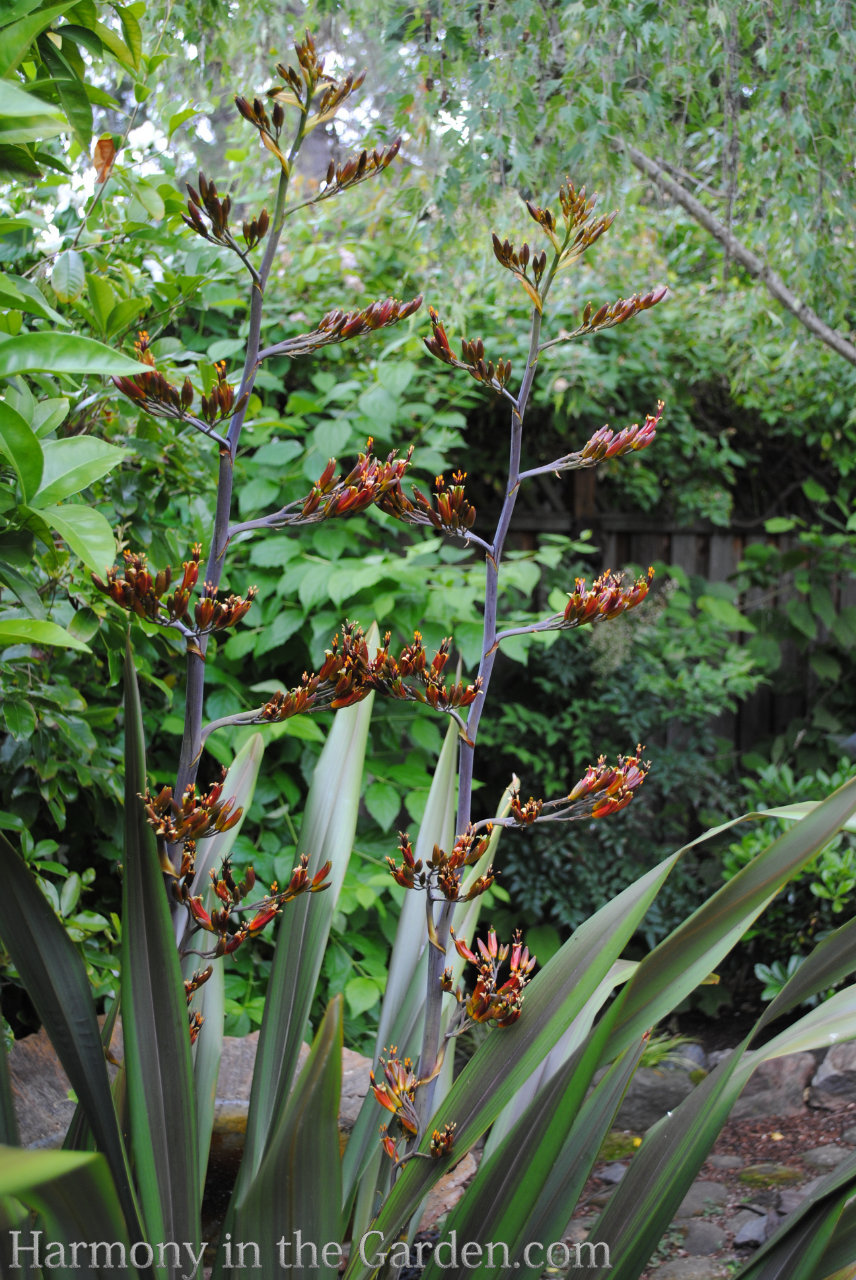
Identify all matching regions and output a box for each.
[619,140,856,368]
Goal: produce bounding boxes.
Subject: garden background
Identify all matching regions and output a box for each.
[3,0,856,1054]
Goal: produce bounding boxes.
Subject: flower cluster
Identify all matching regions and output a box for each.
[429,1123,457,1158]
[174,850,331,960]
[93,545,201,624]
[509,793,542,825]
[528,402,663,477]
[579,401,663,462]
[481,747,650,836]
[566,744,649,819]
[378,469,478,540]
[234,92,285,145]
[424,308,513,393]
[527,181,617,262]
[551,287,669,344]
[92,545,257,641]
[449,928,536,1028]
[318,139,402,200]
[183,171,267,252]
[386,825,494,903]
[198,362,242,427]
[562,566,655,627]
[112,333,245,441]
[371,1049,421,1139]
[375,1061,457,1162]
[301,442,411,519]
[142,777,243,844]
[260,296,423,361]
[270,32,365,118]
[213,623,481,736]
[184,965,213,1044]
[491,234,548,311]
[235,34,364,172]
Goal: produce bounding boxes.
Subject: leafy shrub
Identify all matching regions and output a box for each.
[722,758,856,983]
[480,569,765,948]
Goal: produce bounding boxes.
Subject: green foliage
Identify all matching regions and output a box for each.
[735,495,856,769]
[754,956,833,1008]
[722,758,856,983]
[480,569,765,946]
[3,19,856,1280]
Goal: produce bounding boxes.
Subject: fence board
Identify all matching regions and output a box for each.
[503,505,853,757]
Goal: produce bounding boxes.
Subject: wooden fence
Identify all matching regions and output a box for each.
[491,471,856,755]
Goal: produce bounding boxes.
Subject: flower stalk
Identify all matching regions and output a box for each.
[411,185,665,1133]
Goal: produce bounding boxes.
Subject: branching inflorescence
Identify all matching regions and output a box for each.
[99,32,666,1153]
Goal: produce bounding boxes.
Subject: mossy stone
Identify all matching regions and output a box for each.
[597,1129,642,1161]
[738,1163,804,1186]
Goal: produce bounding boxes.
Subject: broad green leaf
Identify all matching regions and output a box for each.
[0,398,43,501]
[0,142,44,175]
[0,1146,139,1278]
[345,975,381,1018]
[787,595,817,639]
[0,833,139,1232]
[0,561,43,616]
[121,639,199,1247]
[179,733,265,925]
[92,19,137,71]
[760,801,856,833]
[87,272,117,333]
[37,503,116,573]
[52,248,86,303]
[32,437,128,507]
[0,79,65,143]
[131,178,165,221]
[58,22,106,59]
[377,359,416,396]
[0,618,90,651]
[0,3,70,77]
[765,516,796,534]
[601,776,856,1057]
[0,0,44,23]
[32,395,70,435]
[0,332,149,377]
[116,3,143,68]
[38,36,92,150]
[585,912,856,1280]
[758,915,856,1030]
[105,295,148,339]
[4,698,36,739]
[376,720,457,1050]
[224,999,343,1280]
[786,1195,856,1280]
[483,960,635,1163]
[364,780,400,830]
[588,1044,751,1280]
[697,593,754,631]
[0,273,68,326]
[422,1022,646,1280]
[168,105,198,137]
[341,851,680,1279]
[187,956,224,1200]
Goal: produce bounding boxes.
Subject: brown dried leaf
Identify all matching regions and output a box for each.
[93,136,116,184]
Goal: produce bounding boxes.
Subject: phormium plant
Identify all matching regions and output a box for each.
[3,33,856,1280]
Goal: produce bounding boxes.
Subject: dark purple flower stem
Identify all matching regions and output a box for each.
[173,116,310,843]
[415,299,546,1125]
